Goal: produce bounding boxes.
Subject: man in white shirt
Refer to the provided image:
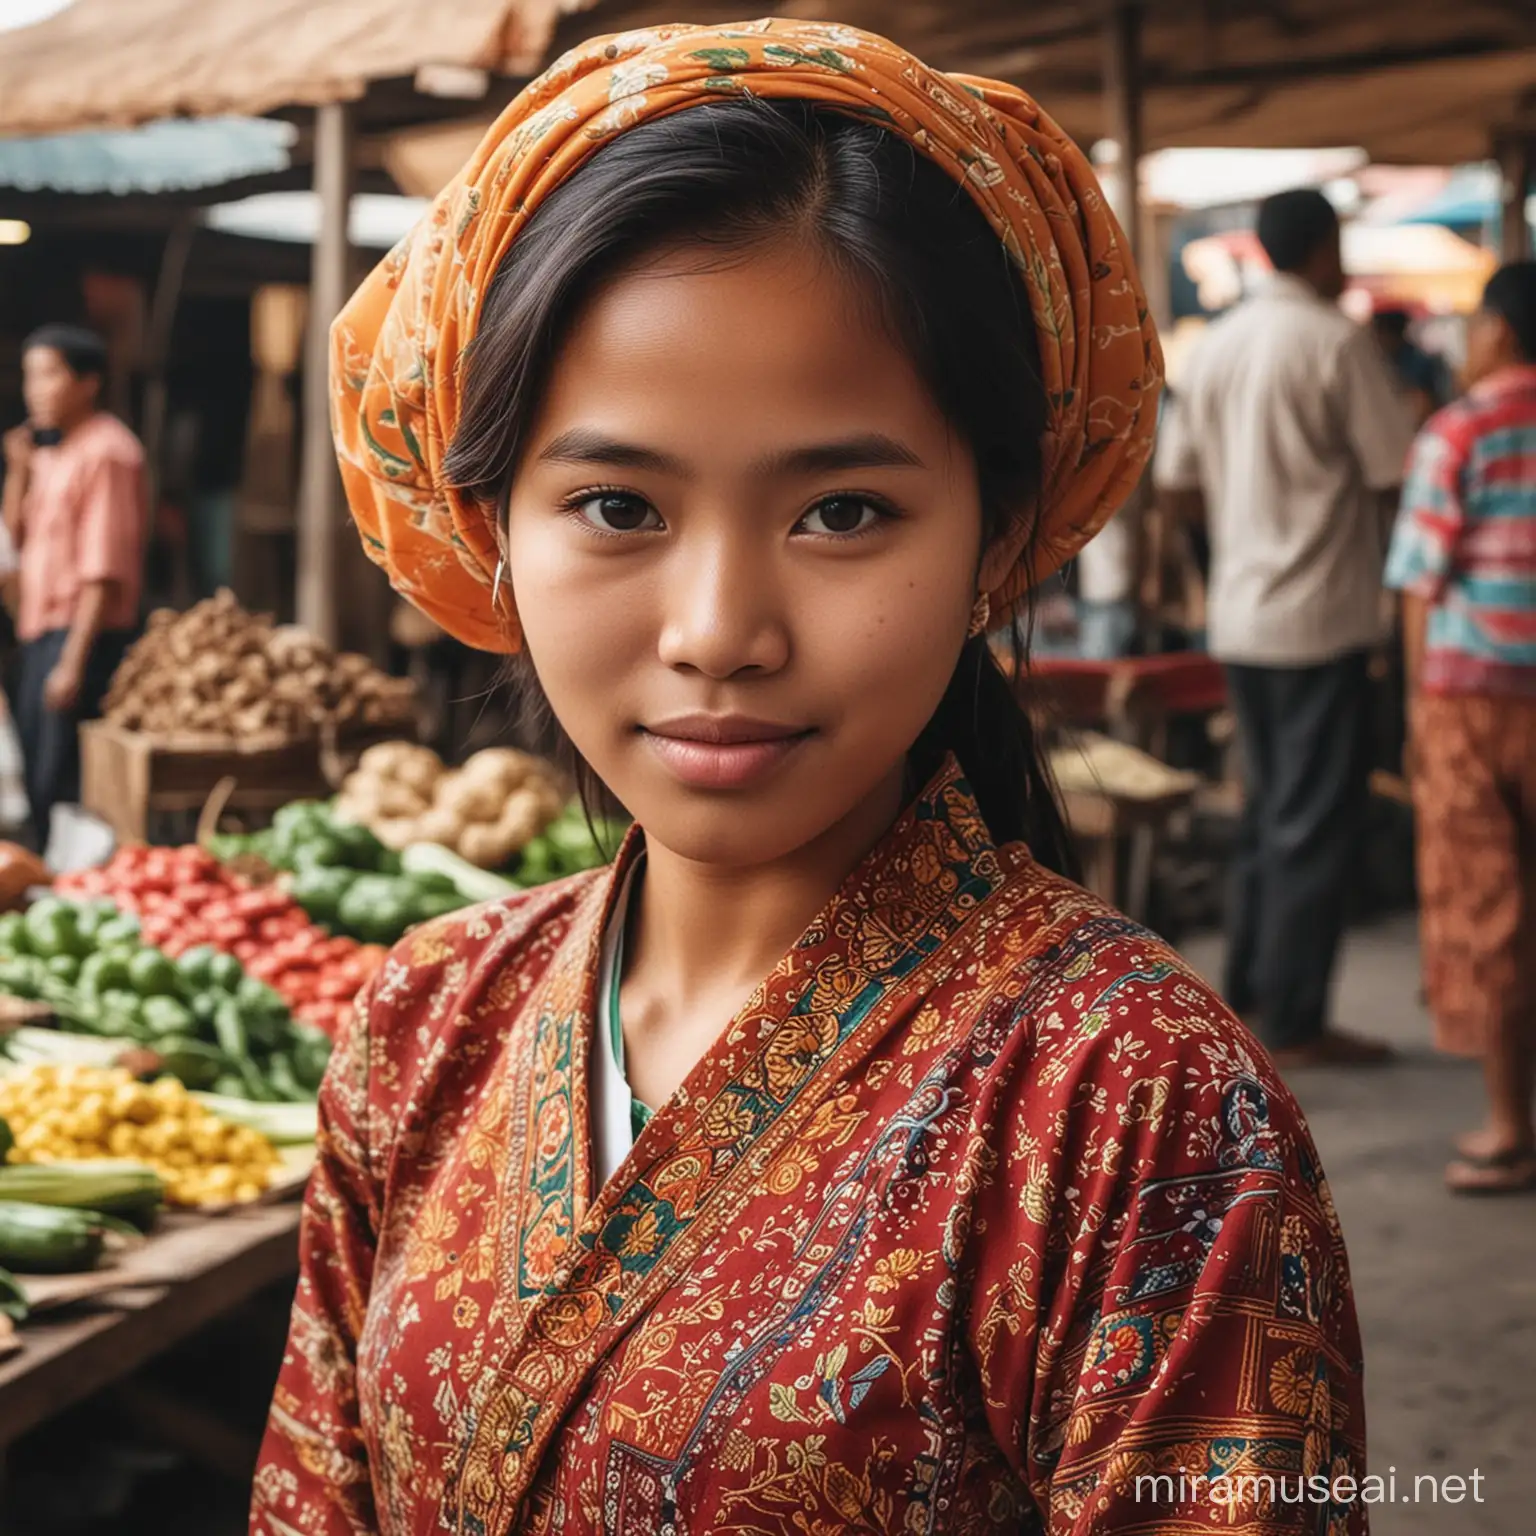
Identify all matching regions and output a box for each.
[1156,189,1413,1066]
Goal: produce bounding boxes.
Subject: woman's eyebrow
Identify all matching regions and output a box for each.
[536,428,686,474]
[534,428,926,478]
[752,433,926,476]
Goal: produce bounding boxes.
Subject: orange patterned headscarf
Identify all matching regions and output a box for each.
[332,18,1163,653]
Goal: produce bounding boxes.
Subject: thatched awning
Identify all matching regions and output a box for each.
[0,0,592,137]
[1,0,1532,163]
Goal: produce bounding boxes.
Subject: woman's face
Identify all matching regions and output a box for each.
[505,240,997,868]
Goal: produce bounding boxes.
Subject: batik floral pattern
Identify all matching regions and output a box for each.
[253,757,1364,1536]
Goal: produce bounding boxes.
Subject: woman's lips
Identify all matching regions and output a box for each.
[640,719,814,790]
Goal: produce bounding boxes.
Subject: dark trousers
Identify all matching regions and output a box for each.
[1223,651,1373,1048]
[13,627,131,853]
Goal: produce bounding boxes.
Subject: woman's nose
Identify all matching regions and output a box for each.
[656,541,790,678]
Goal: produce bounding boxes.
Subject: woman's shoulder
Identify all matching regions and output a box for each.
[989,861,1308,1168]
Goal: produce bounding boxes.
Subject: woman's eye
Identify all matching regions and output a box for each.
[571,491,660,533]
[799,496,887,537]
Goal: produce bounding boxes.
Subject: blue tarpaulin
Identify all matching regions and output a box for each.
[0,117,294,196]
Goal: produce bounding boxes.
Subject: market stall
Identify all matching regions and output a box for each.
[0,630,626,1425]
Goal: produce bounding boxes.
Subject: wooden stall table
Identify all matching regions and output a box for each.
[0,1201,301,1453]
[1049,733,1201,923]
[1025,652,1228,756]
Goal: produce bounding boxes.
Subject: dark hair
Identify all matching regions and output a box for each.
[444,99,1076,875]
[1483,260,1536,362]
[1370,308,1411,342]
[1256,188,1339,274]
[22,323,107,382]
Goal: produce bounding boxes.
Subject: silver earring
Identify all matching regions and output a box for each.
[491,558,506,611]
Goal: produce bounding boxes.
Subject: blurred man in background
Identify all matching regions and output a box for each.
[1155,188,1414,1066]
[1,325,145,855]
[1371,304,1451,428]
[1386,261,1536,1195]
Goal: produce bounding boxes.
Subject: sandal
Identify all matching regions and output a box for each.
[1444,1146,1536,1195]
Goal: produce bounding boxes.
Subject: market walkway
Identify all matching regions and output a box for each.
[1184,916,1536,1536]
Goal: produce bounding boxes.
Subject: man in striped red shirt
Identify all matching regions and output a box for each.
[1386,260,1536,1194]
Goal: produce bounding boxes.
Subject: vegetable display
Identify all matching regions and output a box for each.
[208,801,481,945]
[335,743,565,869]
[0,893,333,1095]
[55,848,381,1040]
[102,589,415,740]
[511,802,631,885]
[0,1160,164,1221]
[0,1065,278,1207]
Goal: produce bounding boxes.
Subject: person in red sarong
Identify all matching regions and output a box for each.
[252,21,1367,1536]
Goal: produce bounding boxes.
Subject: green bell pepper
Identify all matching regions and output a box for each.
[0,956,48,1000]
[337,875,418,946]
[410,889,469,925]
[0,913,28,956]
[22,899,88,961]
[174,945,220,994]
[127,949,181,999]
[206,951,245,994]
[93,912,142,948]
[95,988,145,1033]
[140,996,196,1039]
[45,954,81,986]
[331,820,386,872]
[78,948,135,999]
[272,800,331,838]
[290,865,356,928]
[189,990,223,1032]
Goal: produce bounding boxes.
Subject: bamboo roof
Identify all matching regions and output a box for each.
[0,0,1532,163]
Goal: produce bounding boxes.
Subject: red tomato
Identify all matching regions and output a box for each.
[173,847,218,878]
[232,939,260,963]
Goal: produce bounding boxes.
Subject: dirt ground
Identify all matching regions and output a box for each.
[1184,917,1536,1536]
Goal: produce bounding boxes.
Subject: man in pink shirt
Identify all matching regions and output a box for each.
[1,326,145,851]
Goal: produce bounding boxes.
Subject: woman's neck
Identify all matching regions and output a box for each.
[616,762,908,1105]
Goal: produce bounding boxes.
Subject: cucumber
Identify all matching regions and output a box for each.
[0,1200,110,1273]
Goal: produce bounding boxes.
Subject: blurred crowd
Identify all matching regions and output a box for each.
[1147,188,1536,1194]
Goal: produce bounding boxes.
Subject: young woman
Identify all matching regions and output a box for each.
[253,22,1365,1536]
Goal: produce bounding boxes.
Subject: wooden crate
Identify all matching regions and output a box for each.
[80,720,408,845]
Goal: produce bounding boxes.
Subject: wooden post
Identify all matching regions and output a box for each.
[1095,2,1155,644]
[140,213,198,546]
[1103,1,1145,263]
[1496,134,1532,263]
[296,101,354,649]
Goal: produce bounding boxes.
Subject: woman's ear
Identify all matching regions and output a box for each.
[976,507,1034,594]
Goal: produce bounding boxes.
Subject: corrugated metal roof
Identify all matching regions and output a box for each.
[0,117,295,195]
